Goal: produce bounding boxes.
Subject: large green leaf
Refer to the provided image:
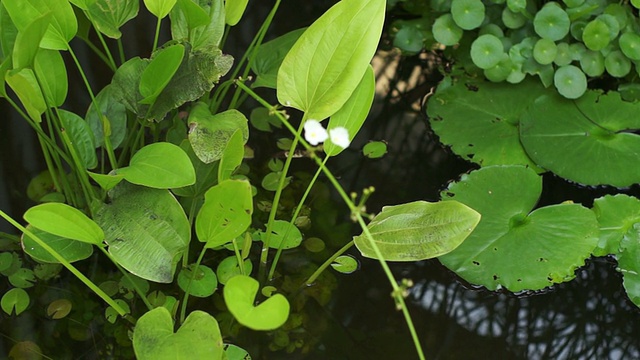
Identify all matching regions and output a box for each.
[195,179,253,248]
[143,0,177,19]
[3,0,76,50]
[139,44,185,105]
[324,65,375,156]
[520,90,640,187]
[111,44,232,120]
[188,104,249,164]
[95,183,190,283]
[87,0,139,39]
[24,203,104,245]
[618,223,640,308]
[133,307,224,360]
[224,275,289,331]
[85,85,127,149]
[224,0,247,26]
[427,75,546,170]
[170,0,224,50]
[592,195,640,256]
[277,0,385,120]
[354,200,480,261]
[117,142,195,189]
[34,49,67,107]
[5,68,46,122]
[22,225,93,263]
[251,28,305,89]
[11,13,51,70]
[58,109,97,169]
[439,165,599,292]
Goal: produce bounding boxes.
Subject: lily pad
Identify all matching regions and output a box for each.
[1,288,29,316]
[133,307,224,360]
[177,264,218,298]
[354,200,481,261]
[95,182,190,283]
[439,165,599,292]
[591,195,640,256]
[259,220,302,250]
[520,90,640,186]
[427,75,546,171]
[224,275,289,331]
[618,223,640,307]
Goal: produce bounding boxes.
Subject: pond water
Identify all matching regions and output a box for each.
[2,2,640,359]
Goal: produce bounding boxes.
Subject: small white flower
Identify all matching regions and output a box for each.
[329,127,351,149]
[304,119,328,146]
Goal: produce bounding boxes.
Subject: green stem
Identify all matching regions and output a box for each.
[91,22,117,71]
[152,17,162,52]
[179,247,208,324]
[305,240,354,286]
[98,247,154,311]
[0,211,131,321]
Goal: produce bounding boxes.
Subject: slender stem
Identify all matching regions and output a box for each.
[97,247,154,311]
[305,240,354,286]
[0,211,131,321]
[117,38,126,65]
[152,17,162,52]
[179,247,208,324]
[91,23,117,71]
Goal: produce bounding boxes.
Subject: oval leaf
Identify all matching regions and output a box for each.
[224,275,289,331]
[259,220,302,250]
[139,44,185,104]
[354,200,481,261]
[277,0,385,120]
[22,225,93,263]
[59,109,97,169]
[177,264,218,298]
[24,203,104,245]
[117,142,196,189]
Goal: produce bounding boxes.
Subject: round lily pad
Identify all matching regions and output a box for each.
[520,90,640,186]
[439,165,599,292]
[533,3,570,41]
[427,75,545,171]
[470,34,504,69]
[451,0,485,30]
[433,14,463,46]
[591,195,640,256]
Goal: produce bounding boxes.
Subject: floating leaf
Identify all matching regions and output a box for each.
[188,104,249,164]
[451,0,485,30]
[259,220,302,250]
[95,182,190,283]
[582,18,610,51]
[22,225,93,263]
[224,275,289,331]
[216,256,252,285]
[1,288,30,316]
[195,180,253,248]
[47,299,72,319]
[470,34,504,69]
[224,344,251,360]
[354,200,480,261]
[277,0,385,120]
[331,255,358,274]
[439,165,599,292]
[592,195,640,256]
[618,224,640,307]
[133,307,224,360]
[604,50,631,78]
[117,142,195,189]
[24,203,104,245]
[427,75,545,170]
[9,268,36,288]
[362,141,387,158]
[432,14,463,46]
[553,65,587,99]
[533,3,570,41]
[177,264,218,298]
[520,91,640,187]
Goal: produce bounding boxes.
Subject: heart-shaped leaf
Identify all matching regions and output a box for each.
[427,75,546,171]
[439,165,599,292]
[1,288,30,316]
[188,104,249,164]
[117,142,195,189]
[354,200,481,261]
[520,90,640,186]
[24,203,104,245]
[133,307,224,360]
[95,182,190,283]
[259,220,302,250]
[224,275,289,331]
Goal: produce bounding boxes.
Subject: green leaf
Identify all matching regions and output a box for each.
[170,0,224,50]
[34,49,67,107]
[171,140,219,198]
[520,91,640,187]
[618,224,640,308]
[143,0,177,19]
[11,12,51,70]
[139,44,185,105]
[188,105,249,164]
[259,220,302,250]
[3,0,77,50]
[195,179,253,248]
[1,288,30,316]
[470,34,504,69]
[133,307,224,360]
[85,85,127,148]
[216,256,252,285]
[533,2,570,41]
[8,268,36,288]
[251,28,305,89]
[433,14,463,46]
[277,0,385,120]
[224,344,251,360]
[553,65,587,99]
[117,142,196,189]
[331,255,358,274]
[177,264,217,298]
[5,68,46,122]
[324,65,375,156]
[59,109,98,169]
[218,130,245,182]
[592,195,640,256]
[363,141,388,158]
[439,165,599,292]
[95,182,190,283]
[87,171,125,191]
[354,200,480,261]
[451,0,485,30]
[22,225,93,263]
[224,275,289,331]
[24,203,104,245]
[224,0,248,26]
[427,75,545,170]
[87,0,139,39]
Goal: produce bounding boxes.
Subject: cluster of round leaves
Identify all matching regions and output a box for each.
[432,0,640,99]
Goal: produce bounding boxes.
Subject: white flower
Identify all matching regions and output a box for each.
[329,127,351,149]
[303,119,328,146]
